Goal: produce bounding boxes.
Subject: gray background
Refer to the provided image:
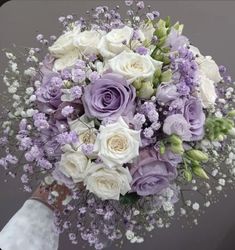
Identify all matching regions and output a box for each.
[1,1,235,250]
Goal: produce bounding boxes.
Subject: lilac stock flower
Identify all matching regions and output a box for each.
[71,86,82,99]
[163,114,192,141]
[130,148,177,196]
[61,105,74,117]
[132,113,146,130]
[71,68,86,83]
[82,73,136,120]
[156,83,180,104]
[170,47,198,95]
[183,97,205,140]
[143,127,154,138]
[88,71,100,82]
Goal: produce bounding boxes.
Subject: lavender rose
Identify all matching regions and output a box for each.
[82,73,136,120]
[130,148,177,196]
[183,97,205,140]
[36,73,63,113]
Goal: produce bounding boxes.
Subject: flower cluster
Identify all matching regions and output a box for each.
[1,1,235,249]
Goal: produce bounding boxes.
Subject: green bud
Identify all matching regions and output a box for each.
[228,127,235,137]
[217,134,225,141]
[186,149,208,162]
[159,143,166,155]
[157,37,167,48]
[183,169,192,182]
[171,143,184,155]
[63,80,73,88]
[154,68,162,78]
[165,16,171,28]
[156,19,168,38]
[227,110,235,118]
[137,81,155,99]
[132,79,142,90]
[168,134,182,145]
[192,167,209,179]
[173,22,184,34]
[160,70,172,83]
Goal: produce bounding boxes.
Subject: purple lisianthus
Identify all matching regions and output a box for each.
[158,148,182,166]
[156,83,180,104]
[130,148,177,196]
[166,28,189,52]
[36,73,63,113]
[183,97,205,140]
[163,114,192,141]
[82,73,136,120]
[40,54,55,75]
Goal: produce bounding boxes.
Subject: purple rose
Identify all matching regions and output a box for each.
[82,73,136,120]
[156,83,180,104]
[36,73,63,113]
[130,148,177,196]
[183,97,205,140]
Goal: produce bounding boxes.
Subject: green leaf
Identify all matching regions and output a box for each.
[120,193,140,205]
[160,70,172,83]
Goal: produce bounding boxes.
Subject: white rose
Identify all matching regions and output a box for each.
[84,162,132,200]
[198,73,217,108]
[189,45,222,83]
[108,51,162,83]
[74,30,104,55]
[198,56,222,83]
[53,48,81,71]
[94,117,141,168]
[97,25,134,58]
[69,115,97,145]
[59,145,88,183]
[49,27,80,58]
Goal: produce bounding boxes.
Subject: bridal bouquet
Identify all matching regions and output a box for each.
[1,0,235,249]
